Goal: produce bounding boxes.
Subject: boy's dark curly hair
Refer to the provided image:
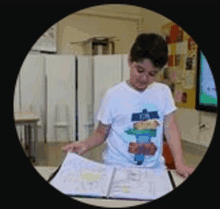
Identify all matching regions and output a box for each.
[129,33,168,69]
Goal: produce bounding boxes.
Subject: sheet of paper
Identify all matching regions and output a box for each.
[50,153,115,197]
[109,167,173,200]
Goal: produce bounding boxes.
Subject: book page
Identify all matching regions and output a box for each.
[50,153,115,197]
[109,167,173,200]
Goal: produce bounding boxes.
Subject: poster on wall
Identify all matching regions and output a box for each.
[186,57,193,70]
[176,29,183,42]
[31,24,57,52]
[174,89,183,103]
[175,55,181,67]
[168,45,171,55]
[168,55,174,66]
[184,71,195,89]
[166,35,171,44]
[188,37,196,50]
[171,69,182,84]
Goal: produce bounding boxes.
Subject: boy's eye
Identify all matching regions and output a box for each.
[149,72,157,77]
[136,66,158,76]
[137,68,144,73]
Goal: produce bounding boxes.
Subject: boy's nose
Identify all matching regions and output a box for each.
[142,74,149,82]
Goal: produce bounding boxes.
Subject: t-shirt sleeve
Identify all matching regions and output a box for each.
[96,90,114,125]
[163,85,177,116]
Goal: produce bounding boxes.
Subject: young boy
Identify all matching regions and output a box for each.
[62,33,194,178]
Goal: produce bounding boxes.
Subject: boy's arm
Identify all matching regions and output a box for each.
[83,121,111,151]
[164,111,184,165]
[164,111,194,177]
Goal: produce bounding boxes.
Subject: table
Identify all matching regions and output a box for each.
[14,112,39,163]
[34,166,186,207]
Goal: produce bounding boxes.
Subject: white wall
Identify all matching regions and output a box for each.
[57,12,139,55]
[176,108,217,148]
[197,111,217,147]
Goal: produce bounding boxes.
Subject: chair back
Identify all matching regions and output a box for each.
[163,141,176,169]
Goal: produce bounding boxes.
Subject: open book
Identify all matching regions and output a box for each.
[49,152,174,201]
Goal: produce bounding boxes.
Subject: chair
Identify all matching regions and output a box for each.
[163,139,176,170]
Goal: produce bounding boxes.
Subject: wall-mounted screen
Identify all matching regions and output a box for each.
[196,50,217,112]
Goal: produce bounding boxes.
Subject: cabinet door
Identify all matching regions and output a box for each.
[77,56,94,141]
[45,55,76,142]
[14,74,20,114]
[14,73,21,142]
[93,55,122,129]
[18,54,46,142]
[122,54,130,81]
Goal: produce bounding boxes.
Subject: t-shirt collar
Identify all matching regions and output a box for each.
[123,80,155,96]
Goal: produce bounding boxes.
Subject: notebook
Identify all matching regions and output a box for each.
[49,152,175,201]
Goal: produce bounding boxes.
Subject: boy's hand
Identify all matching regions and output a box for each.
[61,141,88,155]
[175,162,195,178]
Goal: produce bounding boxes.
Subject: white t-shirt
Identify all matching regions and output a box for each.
[97,81,177,169]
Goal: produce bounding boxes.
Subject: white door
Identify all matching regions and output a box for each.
[17,54,46,143]
[93,55,122,129]
[77,56,94,141]
[45,55,76,142]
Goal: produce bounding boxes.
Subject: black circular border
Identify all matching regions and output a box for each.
[3,0,219,207]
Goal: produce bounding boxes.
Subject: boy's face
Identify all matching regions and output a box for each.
[128,58,160,91]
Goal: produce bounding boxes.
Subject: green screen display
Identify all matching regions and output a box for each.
[199,52,217,107]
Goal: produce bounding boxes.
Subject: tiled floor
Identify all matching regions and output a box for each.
[30,140,207,170]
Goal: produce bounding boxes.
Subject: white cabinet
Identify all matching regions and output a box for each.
[77,56,94,141]
[93,55,122,129]
[45,55,76,142]
[122,54,130,81]
[14,54,46,142]
[13,74,20,114]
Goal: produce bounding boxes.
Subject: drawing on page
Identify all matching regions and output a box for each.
[50,153,115,196]
[80,170,101,182]
[122,186,130,193]
[110,168,145,194]
[127,169,141,181]
[109,167,158,198]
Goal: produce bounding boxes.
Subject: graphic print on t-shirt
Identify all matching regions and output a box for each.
[124,106,161,165]
[125,108,160,142]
